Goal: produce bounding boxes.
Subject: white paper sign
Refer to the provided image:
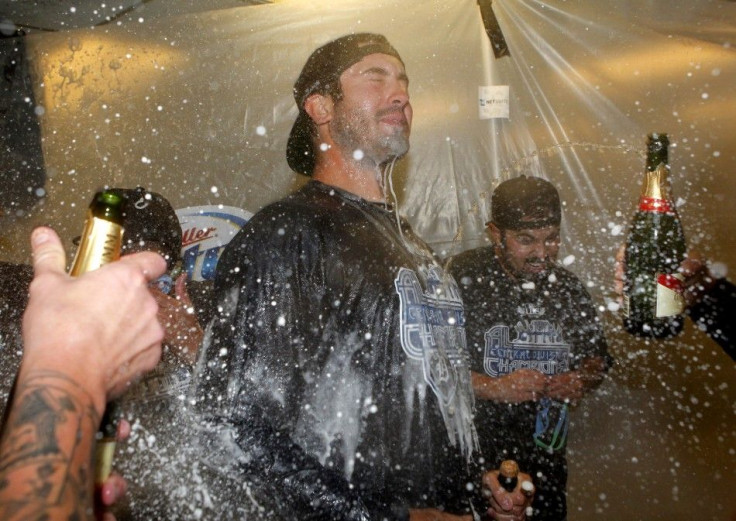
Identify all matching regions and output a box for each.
[479,85,510,119]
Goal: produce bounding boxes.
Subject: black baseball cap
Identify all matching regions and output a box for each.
[107,186,182,269]
[286,33,404,176]
[490,176,561,230]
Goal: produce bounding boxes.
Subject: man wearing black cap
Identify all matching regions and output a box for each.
[448,176,611,521]
[192,33,531,521]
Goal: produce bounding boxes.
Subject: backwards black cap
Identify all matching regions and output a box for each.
[107,186,182,269]
[286,33,404,176]
[490,176,561,230]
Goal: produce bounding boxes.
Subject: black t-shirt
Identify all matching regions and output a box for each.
[0,262,32,420]
[688,278,736,360]
[448,246,610,521]
[192,181,479,521]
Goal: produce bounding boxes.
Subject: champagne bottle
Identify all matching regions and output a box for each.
[623,133,687,338]
[499,460,519,493]
[69,189,125,485]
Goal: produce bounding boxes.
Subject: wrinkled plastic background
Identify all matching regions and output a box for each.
[1,0,735,518]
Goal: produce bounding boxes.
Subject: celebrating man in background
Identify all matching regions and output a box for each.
[449,176,610,521]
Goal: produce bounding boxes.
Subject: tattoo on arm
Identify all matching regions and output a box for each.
[0,370,101,521]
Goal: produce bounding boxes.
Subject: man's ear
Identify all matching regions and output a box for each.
[304,93,333,125]
[487,223,502,245]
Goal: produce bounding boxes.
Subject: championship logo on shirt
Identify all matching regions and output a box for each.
[395,266,477,454]
[394,266,467,406]
[176,205,252,282]
[483,304,571,377]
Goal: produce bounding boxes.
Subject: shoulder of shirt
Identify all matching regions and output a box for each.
[446,246,495,275]
[548,263,585,284]
[544,264,595,301]
[248,181,370,229]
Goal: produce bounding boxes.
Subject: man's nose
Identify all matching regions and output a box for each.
[530,241,547,259]
[389,80,410,106]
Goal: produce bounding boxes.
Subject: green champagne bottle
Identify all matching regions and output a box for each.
[69,189,125,485]
[623,133,687,338]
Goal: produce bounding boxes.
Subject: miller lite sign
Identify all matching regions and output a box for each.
[175,205,252,282]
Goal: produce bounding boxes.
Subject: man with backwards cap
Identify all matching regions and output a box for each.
[448,176,611,521]
[192,34,532,521]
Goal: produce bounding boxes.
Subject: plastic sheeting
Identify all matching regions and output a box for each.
[2,0,735,519]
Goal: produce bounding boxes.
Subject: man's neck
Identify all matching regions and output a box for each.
[312,160,386,203]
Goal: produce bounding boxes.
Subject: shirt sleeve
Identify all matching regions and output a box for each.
[687,278,736,361]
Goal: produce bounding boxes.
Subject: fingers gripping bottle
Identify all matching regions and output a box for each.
[623,133,687,338]
[69,190,125,485]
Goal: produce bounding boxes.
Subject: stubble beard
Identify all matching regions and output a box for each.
[332,105,410,167]
[379,128,410,161]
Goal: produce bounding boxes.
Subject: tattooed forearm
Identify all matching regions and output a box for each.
[0,370,101,521]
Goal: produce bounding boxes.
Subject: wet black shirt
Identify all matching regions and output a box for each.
[448,246,610,521]
[192,181,478,521]
[687,278,736,361]
[0,262,32,421]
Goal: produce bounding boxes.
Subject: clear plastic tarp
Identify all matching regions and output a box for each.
[1,0,735,518]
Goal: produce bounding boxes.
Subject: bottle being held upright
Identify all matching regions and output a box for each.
[69,189,125,487]
[623,133,687,338]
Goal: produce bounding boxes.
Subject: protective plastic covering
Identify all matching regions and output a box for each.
[1,0,735,519]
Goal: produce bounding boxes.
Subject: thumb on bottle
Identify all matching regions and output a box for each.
[30,226,67,276]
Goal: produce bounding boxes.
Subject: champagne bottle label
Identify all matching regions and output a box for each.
[94,440,117,484]
[69,213,123,276]
[655,273,685,317]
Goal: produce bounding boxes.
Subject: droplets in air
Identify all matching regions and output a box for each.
[710,261,727,279]
[256,126,266,136]
[0,20,16,36]
[353,149,364,160]
[608,222,624,236]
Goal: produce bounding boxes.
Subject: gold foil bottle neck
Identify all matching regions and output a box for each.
[641,163,671,201]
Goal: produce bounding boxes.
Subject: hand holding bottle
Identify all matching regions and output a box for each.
[0,226,165,521]
[23,226,166,407]
[616,245,717,314]
[481,463,534,521]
